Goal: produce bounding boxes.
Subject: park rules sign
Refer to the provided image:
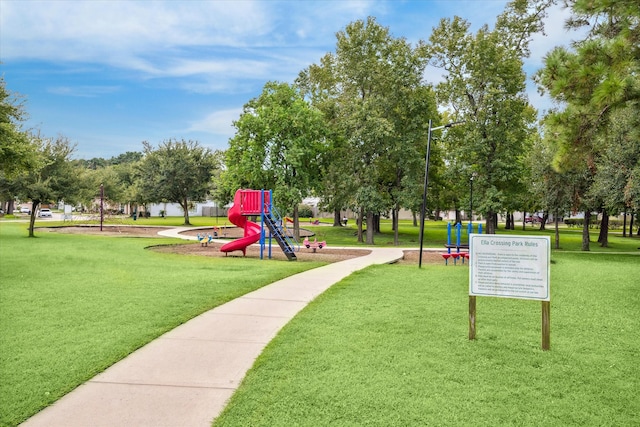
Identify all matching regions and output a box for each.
[469,234,550,301]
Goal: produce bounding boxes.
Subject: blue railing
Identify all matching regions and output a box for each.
[267,204,299,253]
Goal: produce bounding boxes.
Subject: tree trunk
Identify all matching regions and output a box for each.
[28,201,39,237]
[182,198,191,225]
[629,210,635,237]
[293,204,300,240]
[539,212,549,231]
[554,210,560,249]
[357,207,364,243]
[522,211,527,231]
[391,210,397,232]
[455,209,461,224]
[366,211,375,245]
[582,211,591,251]
[505,212,511,229]
[393,208,399,246]
[597,209,609,247]
[485,211,496,234]
[333,209,342,227]
[412,211,417,227]
[622,210,627,237]
[511,213,516,230]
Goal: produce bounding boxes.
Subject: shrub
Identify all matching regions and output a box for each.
[297,204,314,218]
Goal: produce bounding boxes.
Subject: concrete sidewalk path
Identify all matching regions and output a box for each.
[22,243,404,427]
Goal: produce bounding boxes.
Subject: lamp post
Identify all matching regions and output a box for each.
[469,173,476,225]
[419,120,465,268]
[100,183,104,232]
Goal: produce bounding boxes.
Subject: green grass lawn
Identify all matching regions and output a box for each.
[28,213,639,252]
[1,217,638,426]
[214,252,640,426]
[304,218,639,253]
[0,222,325,427]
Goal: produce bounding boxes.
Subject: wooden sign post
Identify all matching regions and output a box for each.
[469,295,476,341]
[542,300,550,351]
[468,234,551,350]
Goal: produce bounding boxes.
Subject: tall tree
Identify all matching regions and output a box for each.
[14,135,80,237]
[299,17,435,244]
[0,78,39,214]
[528,128,575,248]
[137,139,221,226]
[0,77,38,180]
[74,151,144,213]
[297,59,356,228]
[535,0,640,249]
[589,107,640,239]
[377,81,438,245]
[428,0,551,234]
[222,82,328,238]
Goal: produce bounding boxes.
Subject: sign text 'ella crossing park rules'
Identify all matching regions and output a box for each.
[468,234,551,350]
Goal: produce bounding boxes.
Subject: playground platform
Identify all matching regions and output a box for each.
[21,232,404,427]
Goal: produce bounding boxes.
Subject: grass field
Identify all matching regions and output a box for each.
[20,212,639,251]
[214,252,640,426]
[1,216,639,426]
[0,221,325,426]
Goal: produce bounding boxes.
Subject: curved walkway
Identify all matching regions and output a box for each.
[22,228,404,427]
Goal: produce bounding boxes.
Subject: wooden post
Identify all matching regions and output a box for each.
[469,296,476,340]
[542,301,550,350]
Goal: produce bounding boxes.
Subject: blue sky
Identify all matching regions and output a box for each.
[1,0,582,159]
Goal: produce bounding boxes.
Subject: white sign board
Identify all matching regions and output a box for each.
[469,234,550,301]
[64,204,73,221]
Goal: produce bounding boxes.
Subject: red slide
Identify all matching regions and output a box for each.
[220,190,262,256]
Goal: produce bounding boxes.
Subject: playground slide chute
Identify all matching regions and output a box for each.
[220,190,261,255]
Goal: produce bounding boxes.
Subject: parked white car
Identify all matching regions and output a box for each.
[20,206,31,214]
[38,208,53,218]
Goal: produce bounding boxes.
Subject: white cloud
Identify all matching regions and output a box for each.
[1,0,365,62]
[527,2,589,69]
[47,85,121,97]
[1,1,272,62]
[1,0,371,94]
[523,2,591,115]
[187,108,242,136]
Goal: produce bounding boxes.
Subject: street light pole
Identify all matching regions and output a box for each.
[470,174,474,224]
[100,183,104,232]
[419,120,465,269]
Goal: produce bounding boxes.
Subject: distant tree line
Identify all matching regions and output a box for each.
[2,0,638,247]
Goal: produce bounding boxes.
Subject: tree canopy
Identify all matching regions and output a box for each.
[0,77,38,180]
[298,17,437,244]
[535,0,640,248]
[138,139,222,225]
[428,0,551,233]
[13,135,81,236]
[220,81,328,237]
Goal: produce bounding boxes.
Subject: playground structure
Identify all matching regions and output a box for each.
[442,222,483,265]
[196,227,225,246]
[220,189,298,261]
[196,233,214,247]
[303,237,326,253]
